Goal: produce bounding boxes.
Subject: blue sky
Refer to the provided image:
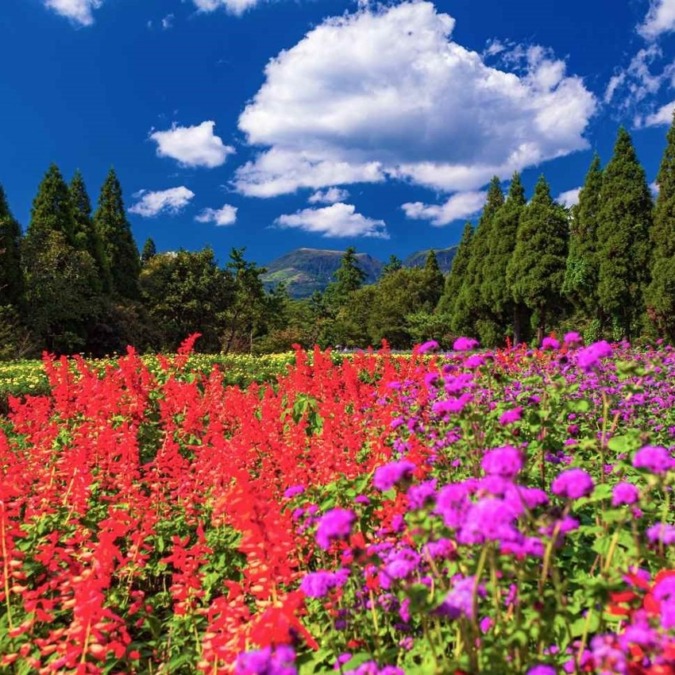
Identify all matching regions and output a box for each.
[2,0,675,266]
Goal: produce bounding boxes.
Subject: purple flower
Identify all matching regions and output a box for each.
[575,340,612,370]
[373,460,416,491]
[564,331,582,346]
[632,445,674,474]
[432,393,472,416]
[458,497,521,545]
[438,575,483,619]
[435,481,475,529]
[499,407,523,425]
[551,468,595,500]
[647,522,675,545]
[654,576,675,629]
[283,485,305,499]
[300,569,349,598]
[464,354,487,368]
[453,336,479,352]
[235,645,296,675]
[316,508,356,550]
[381,548,421,587]
[527,666,556,675]
[541,337,560,351]
[407,479,437,509]
[612,482,640,506]
[418,340,439,354]
[481,445,523,479]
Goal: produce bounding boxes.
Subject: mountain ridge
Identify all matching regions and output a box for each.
[262,246,458,298]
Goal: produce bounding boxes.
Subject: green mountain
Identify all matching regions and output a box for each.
[262,246,459,298]
[403,247,458,271]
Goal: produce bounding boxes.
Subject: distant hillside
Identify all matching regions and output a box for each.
[262,248,383,298]
[403,246,458,273]
[262,246,459,298]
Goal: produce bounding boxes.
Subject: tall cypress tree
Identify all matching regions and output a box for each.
[438,222,472,317]
[94,169,141,300]
[23,167,103,352]
[645,112,675,340]
[324,247,367,310]
[0,185,23,308]
[141,238,158,265]
[422,250,445,309]
[506,176,569,342]
[27,164,77,245]
[563,154,603,321]
[481,172,527,343]
[596,128,653,340]
[70,170,111,293]
[452,177,504,341]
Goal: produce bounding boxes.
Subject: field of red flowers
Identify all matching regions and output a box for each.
[0,334,674,674]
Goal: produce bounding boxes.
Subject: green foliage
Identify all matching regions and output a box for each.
[563,155,603,318]
[140,248,230,352]
[452,177,504,343]
[438,222,472,317]
[141,237,157,265]
[646,111,675,339]
[324,246,367,311]
[506,176,569,341]
[381,254,403,276]
[70,170,111,292]
[481,172,528,343]
[422,250,445,309]
[22,230,104,353]
[27,164,77,245]
[94,168,141,300]
[596,128,653,339]
[0,184,23,308]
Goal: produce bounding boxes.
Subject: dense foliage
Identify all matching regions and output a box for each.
[0,336,674,673]
[1,117,675,356]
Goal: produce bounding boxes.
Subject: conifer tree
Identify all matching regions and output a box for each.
[141,238,157,265]
[563,155,603,320]
[422,250,445,309]
[438,222,473,317]
[0,185,23,308]
[70,170,111,292]
[27,164,76,245]
[381,254,403,276]
[481,173,527,343]
[324,247,367,309]
[94,169,141,300]
[452,176,504,342]
[645,112,675,339]
[596,128,653,340]
[506,176,568,342]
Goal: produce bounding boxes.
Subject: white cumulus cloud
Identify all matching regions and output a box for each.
[43,0,102,25]
[275,203,388,238]
[401,191,487,227]
[643,100,675,126]
[129,187,195,218]
[235,2,596,198]
[150,121,235,169]
[557,188,581,208]
[639,0,675,40]
[195,204,238,226]
[308,187,350,204]
[192,0,262,16]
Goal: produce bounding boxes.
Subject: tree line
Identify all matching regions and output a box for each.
[1,116,674,358]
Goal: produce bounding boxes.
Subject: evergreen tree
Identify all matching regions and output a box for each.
[382,254,403,276]
[422,250,445,309]
[646,111,675,340]
[437,222,473,317]
[452,177,504,342]
[141,238,157,265]
[70,170,111,292]
[0,185,23,308]
[596,128,653,340]
[563,155,603,321]
[506,176,569,343]
[481,173,528,343]
[28,164,76,245]
[324,247,367,309]
[94,169,141,300]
